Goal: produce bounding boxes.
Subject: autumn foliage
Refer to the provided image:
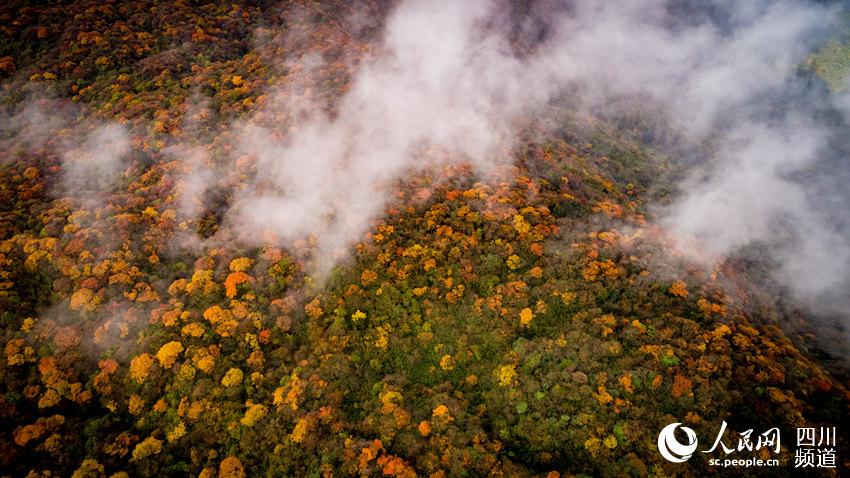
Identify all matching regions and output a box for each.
[0,1,847,477]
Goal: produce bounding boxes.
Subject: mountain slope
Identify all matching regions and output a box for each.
[0,1,848,477]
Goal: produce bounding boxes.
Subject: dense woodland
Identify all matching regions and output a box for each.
[0,1,848,477]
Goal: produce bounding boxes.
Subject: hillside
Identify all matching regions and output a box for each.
[0,1,848,477]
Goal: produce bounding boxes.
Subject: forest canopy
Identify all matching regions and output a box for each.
[0,0,848,477]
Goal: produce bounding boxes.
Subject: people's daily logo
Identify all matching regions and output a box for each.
[657,421,837,469]
[657,423,698,463]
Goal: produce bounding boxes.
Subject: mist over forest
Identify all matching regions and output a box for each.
[0,1,848,476]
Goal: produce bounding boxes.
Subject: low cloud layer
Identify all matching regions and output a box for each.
[3,1,848,339]
[226,0,548,272]
[1,100,130,206]
[223,0,850,319]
